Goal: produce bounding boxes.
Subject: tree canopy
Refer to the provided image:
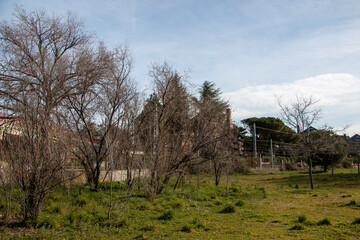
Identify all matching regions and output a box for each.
[311,130,348,171]
[242,117,299,143]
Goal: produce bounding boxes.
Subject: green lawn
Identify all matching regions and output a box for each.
[1,168,360,239]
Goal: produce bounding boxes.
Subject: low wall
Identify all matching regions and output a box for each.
[65,169,149,184]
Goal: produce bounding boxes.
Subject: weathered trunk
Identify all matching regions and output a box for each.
[23,184,45,224]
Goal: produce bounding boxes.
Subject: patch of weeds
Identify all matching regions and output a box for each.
[259,187,267,198]
[101,218,127,228]
[133,234,147,240]
[180,224,192,233]
[196,222,205,229]
[317,218,331,226]
[137,204,150,211]
[219,204,236,213]
[170,201,185,209]
[157,210,174,221]
[341,194,352,198]
[140,225,155,232]
[235,199,245,207]
[37,216,60,229]
[347,199,358,206]
[75,196,88,207]
[352,218,360,224]
[214,199,223,206]
[298,215,307,223]
[289,224,305,230]
[230,186,239,193]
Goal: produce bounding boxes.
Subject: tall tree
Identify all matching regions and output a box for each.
[198,81,232,186]
[0,8,90,222]
[199,80,222,103]
[64,43,137,191]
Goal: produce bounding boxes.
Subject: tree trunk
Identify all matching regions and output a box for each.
[309,157,314,190]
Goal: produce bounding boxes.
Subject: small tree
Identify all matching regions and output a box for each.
[277,95,321,189]
[311,130,348,173]
[65,44,137,191]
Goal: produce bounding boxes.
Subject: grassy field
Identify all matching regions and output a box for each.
[1,168,360,239]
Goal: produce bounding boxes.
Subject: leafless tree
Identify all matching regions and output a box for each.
[277,95,322,189]
[64,43,137,191]
[0,8,90,222]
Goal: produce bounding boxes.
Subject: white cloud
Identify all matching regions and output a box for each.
[223,73,360,135]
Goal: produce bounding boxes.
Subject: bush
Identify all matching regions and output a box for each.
[280,162,298,171]
[289,224,305,230]
[219,204,236,213]
[157,210,174,221]
[235,199,245,207]
[347,200,358,206]
[298,215,307,223]
[341,157,354,168]
[352,218,360,224]
[180,225,192,233]
[232,157,251,174]
[317,218,331,226]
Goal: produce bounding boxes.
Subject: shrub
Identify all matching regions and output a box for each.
[219,204,236,213]
[140,225,155,231]
[280,162,298,171]
[298,215,307,223]
[289,224,305,230]
[341,157,353,168]
[157,210,174,221]
[352,218,360,224]
[235,199,245,207]
[180,225,192,233]
[347,200,358,206]
[232,157,251,174]
[317,218,331,226]
[75,197,88,207]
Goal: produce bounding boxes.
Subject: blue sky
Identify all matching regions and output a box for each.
[1,0,360,135]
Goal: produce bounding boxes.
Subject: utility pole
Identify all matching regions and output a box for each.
[253,123,257,168]
[270,139,274,168]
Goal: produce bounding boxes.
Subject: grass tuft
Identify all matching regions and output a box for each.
[298,215,307,223]
[180,225,192,233]
[140,225,155,232]
[219,204,236,213]
[347,199,358,206]
[235,199,245,207]
[289,224,305,230]
[352,218,360,225]
[157,210,174,221]
[317,218,331,226]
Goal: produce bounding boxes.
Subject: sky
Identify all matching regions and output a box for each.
[1,0,360,135]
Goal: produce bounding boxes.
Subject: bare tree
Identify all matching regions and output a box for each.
[277,95,322,189]
[64,43,137,191]
[0,8,90,222]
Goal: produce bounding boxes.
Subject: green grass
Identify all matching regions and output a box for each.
[0,168,360,239]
